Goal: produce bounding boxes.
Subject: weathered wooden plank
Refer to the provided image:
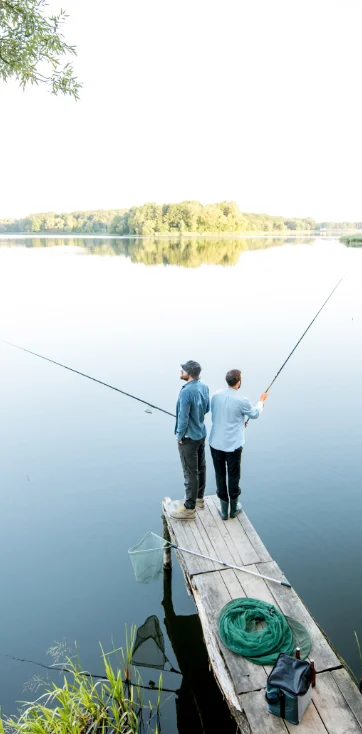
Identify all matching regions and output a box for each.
[166,527,206,585]
[237,511,273,563]
[283,702,328,733]
[164,496,267,575]
[204,496,246,566]
[191,510,221,570]
[163,497,362,733]
[231,564,282,606]
[192,579,253,734]
[240,689,329,734]
[312,671,362,733]
[196,500,240,567]
[257,561,341,671]
[162,498,215,574]
[162,512,172,569]
[192,570,267,694]
[239,689,289,733]
[182,517,218,573]
[331,668,362,729]
[207,495,261,566]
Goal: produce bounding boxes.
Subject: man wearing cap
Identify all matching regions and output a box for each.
[170,361,210,520]
[209,369,268,521]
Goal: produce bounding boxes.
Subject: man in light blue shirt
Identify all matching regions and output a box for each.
[209,369,267,520]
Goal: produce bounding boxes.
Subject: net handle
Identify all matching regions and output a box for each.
[169,541,291,588]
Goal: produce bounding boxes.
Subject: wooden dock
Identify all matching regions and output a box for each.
[162,495,362,733]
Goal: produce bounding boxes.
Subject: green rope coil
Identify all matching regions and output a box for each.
[218,598,311,665]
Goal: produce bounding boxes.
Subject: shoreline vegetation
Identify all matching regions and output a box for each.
[0,636,163,734]
[1,201,362,236]
[340,235,362,247]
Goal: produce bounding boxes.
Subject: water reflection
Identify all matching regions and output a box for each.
[128,569,235,732]
[161,569,235,733]
[0,235,314,267]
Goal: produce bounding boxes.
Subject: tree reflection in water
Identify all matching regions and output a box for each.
[0,235,312,267]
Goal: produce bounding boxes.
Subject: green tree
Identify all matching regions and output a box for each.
[0,0,80,98]
[109,213,129,235]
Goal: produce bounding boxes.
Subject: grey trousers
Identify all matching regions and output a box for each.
[178,437,206,509]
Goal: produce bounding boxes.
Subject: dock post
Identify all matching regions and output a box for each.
[162,511,172,570]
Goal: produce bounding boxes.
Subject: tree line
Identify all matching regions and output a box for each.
[1,201,362,236]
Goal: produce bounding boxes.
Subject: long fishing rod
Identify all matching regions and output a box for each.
[1,274,345,421]
[246,273,346,423]
[0,339,176,418]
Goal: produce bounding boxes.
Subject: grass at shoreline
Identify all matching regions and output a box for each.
[340,235,362,246]
[0,634,162,734]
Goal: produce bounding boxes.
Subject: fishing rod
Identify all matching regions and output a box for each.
[1,274,345,420]
[0,339,176,418]
[246,272,346,423]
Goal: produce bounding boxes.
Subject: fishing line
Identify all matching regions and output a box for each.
[264,273,346,394]
[0,339,176,418]
[6,655,179,693]
[245,272,346,424]
[1,274,346,421]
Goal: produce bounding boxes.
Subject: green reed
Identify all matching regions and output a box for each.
[340,235,362,246]
[0,628,162,733]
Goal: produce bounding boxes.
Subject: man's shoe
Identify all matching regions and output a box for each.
[196,497,205,509]
[230,499,242,518]
[169,503,196,520]
[218,499,229,521]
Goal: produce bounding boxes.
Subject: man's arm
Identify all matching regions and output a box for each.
[205,387,210,415]
[175,392,191,441]
[241,393,267,420]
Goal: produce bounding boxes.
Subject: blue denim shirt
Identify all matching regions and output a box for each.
[175,380,210,441]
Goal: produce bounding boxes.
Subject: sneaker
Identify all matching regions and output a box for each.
[169,503,196,520]
[196,498,205,509]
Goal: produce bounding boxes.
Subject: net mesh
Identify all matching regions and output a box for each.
[218,597,311,665]
[128,532,168,584]
[132,615,167,669]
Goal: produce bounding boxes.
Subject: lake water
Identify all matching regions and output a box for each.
[0,235,361,731]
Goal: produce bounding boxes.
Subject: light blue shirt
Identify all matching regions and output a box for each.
[209,388,263,452]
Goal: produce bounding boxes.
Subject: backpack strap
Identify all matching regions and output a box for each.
[265,688,285,719]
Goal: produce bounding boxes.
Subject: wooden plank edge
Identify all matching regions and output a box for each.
[192,580,252,734]
[310,670,362,733]
[256,561,340,671]
[235,507,273,563]
[331,667,362,729]
[288,589,345,670]
[162,499,193,596]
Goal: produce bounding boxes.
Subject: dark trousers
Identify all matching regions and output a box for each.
[178,437,206,509]
[210,446,242,502]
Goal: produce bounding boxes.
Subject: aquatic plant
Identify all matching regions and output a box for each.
[340,235,362,246]
[355,632,362,693]
[0,629,162,733]
[339,631,362,694]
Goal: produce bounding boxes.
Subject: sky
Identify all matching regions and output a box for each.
[1,0,362,221]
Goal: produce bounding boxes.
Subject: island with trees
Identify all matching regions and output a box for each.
[1,201,362,236]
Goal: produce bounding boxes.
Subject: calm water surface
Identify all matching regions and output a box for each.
[0,235,361,731]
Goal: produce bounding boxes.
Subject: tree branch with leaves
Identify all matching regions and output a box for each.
[0,0,81,98]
